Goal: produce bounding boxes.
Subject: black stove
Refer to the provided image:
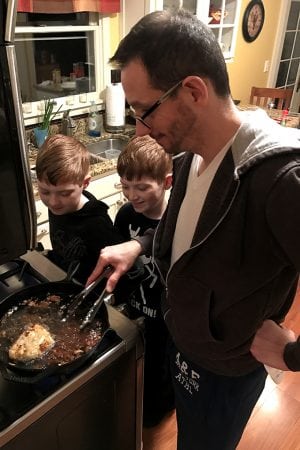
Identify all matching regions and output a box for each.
[0,252,143,450]
[0,257,121,429]
[0,259,48,300]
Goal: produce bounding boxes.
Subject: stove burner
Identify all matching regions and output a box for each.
[0,259,47,301]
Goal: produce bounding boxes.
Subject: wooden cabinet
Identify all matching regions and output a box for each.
[122,0,241,60]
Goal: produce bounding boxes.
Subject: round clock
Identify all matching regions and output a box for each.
[242,0,265,43]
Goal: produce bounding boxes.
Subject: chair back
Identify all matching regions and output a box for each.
[250,87,293,109]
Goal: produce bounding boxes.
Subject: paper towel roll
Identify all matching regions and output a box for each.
[105,83,125,131]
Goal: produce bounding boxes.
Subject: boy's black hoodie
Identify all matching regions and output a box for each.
[47,190,124,284]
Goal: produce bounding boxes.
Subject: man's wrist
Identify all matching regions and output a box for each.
[131,236,149,255]
[130,237,144,255]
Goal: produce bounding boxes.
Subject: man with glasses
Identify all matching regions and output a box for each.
[87,9,300,450]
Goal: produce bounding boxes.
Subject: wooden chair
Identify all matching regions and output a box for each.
[250,86,293,109]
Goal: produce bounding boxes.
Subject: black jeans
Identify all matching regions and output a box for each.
[169,340,267,450]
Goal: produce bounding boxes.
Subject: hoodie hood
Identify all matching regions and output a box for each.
[74,190,109,217]
[232,109,300,179]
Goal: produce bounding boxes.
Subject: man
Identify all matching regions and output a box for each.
[87,9,300,449]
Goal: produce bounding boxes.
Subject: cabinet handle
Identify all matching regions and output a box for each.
[116,199,127,209]
[36,211,42,217]
[114,182,122,189]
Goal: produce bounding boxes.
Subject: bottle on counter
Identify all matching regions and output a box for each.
[105,69,125,133]
[280,109,289,126]
[88,101,101,137]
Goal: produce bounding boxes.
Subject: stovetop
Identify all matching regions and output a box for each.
[0,254,124,432]
[0,259,48,301]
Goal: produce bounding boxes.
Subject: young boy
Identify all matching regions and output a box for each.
[36,134,124,284]
[115,135,174,427]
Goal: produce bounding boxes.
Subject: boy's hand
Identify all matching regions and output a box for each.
[86,240,143,292]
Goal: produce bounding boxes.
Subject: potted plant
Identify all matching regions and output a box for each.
[34,99,62,148]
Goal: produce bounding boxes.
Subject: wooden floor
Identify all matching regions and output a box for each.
[143,282,300,450]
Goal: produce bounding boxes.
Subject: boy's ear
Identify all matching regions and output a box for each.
[164,173,173,190]
[83,175,91,189]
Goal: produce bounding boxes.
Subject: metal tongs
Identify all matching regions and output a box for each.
[80,288,113,330]
[62,265,113,322]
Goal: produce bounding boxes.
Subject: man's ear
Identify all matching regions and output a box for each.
[182,75,208,106]
[83,175,91,189]
[164,173,173,190]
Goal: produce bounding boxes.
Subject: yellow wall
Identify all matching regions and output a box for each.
[108,13,120,56]
[228,0,282,104]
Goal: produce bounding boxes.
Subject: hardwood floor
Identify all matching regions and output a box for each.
[143,410,177,450]
[142,283,300,450]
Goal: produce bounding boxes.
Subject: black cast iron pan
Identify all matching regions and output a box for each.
[0,278,110,384]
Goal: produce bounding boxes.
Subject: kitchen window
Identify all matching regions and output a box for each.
[16,12,107,125]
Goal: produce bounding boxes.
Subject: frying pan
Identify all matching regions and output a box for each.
[0,278,110,384]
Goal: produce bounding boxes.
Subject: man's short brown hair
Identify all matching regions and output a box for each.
[36,134,90,185]
[117,135,172,182]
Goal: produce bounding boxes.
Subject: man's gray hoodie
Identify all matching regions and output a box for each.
[138,109,300,375]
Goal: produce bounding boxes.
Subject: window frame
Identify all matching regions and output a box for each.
[16,14,107,126]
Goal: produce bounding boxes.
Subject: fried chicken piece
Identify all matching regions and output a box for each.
[9,323,55,361]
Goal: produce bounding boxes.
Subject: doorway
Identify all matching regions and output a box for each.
[268,0,300,113]
[269,0,300,112]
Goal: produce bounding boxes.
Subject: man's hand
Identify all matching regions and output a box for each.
[250,320,297,371]
[86,240,143,292]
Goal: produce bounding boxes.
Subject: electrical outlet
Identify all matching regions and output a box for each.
[264,60,270,72]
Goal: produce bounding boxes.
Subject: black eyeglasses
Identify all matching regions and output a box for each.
[130,80,183,129]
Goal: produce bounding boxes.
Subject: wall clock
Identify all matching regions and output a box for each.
[242,0,265,43]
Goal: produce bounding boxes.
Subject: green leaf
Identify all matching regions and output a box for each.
[40,99,62,130]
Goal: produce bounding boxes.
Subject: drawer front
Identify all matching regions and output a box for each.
[104,193,127,221]
[87,173,121,200]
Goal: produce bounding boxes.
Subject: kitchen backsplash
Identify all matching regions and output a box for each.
[26,112,135,147]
